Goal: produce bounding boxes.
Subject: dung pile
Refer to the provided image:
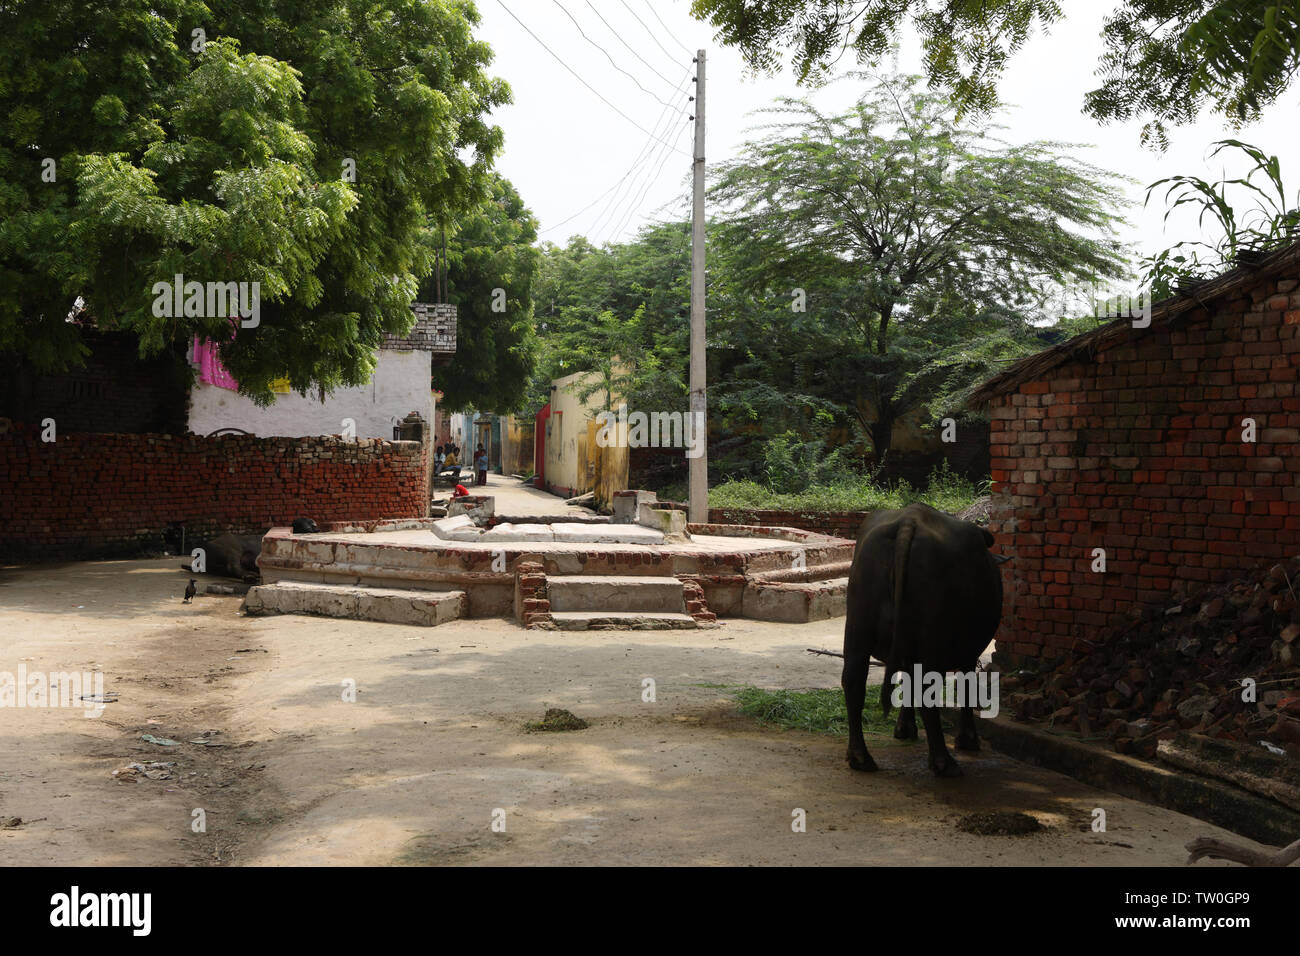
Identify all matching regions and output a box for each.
[955,811,1043,836]
[1002,557,1300,761]
[523,708,589,732]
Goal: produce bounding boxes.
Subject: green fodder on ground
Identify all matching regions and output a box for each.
[731,686,899,737]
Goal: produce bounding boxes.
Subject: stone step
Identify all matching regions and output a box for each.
[243,581,466,626]
[547,575,685,613]
[742,577,848,623]
[748,560,853,584]
[550,611,698,631]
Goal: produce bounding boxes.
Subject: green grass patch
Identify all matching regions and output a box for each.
[707,463,987,515]
[730,686,899,737]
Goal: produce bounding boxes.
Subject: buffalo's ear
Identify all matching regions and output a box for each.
[981,528,995,548]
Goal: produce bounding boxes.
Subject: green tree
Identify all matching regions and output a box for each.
[0,0,507,402]
[708,75,1130,460]
[691,0,1300,146]
[530,223,691,415]
[420,175,539,414]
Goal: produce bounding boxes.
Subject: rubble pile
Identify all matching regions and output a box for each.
[1002,557,1300,760]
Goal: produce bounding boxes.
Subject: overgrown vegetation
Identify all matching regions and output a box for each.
[1142,139,1298,298]
[708,461,986,514]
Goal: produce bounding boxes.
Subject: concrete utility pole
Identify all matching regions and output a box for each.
[688,49,708,524]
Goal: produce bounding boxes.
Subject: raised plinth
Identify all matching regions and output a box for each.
[250,515,853,628]
[243,580,467,626]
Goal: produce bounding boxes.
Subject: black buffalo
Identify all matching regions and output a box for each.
[841,502,1006,777]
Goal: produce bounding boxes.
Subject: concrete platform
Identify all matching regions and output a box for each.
[252,514,854,627]
[243,580,467,626]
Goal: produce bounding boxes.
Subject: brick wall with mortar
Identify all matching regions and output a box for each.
[987,273,1300,664]
[0,427,428,562]
[706,507,865,541]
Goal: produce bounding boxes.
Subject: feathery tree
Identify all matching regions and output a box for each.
[708,75,1131,459]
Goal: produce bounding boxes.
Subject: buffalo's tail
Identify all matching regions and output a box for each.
[879,517,916,717]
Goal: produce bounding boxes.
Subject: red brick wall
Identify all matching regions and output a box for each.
[707,507,865,541]
[0,428,428,562]
[988,274,1300,663]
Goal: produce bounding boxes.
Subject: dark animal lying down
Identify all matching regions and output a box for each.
[182,532,264,582]
[292,517,319,534]
[841,502,1006,778]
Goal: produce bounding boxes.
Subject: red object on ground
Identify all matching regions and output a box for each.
[452,484,469,498]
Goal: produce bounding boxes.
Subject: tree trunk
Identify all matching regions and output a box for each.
[875,300,893,354]
[870,406,895,466]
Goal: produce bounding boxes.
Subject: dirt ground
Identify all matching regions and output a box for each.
[0,555,1255,866]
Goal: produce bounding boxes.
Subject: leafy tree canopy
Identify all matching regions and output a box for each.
[420,174,540,414]
[690,0,1300,147]
[530,223,691,416]
[1,0,507,403]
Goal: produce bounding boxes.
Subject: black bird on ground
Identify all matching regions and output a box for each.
[184,579,197,604]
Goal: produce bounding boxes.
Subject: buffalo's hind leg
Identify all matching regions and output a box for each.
[841,657,878,772]
[954,705,980,752]
[893,706,918,740]
[920,705,962,777]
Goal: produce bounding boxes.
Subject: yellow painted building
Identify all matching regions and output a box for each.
[543,370,628,508]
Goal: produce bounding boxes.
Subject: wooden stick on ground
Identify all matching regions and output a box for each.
[1185,835,1300,866]
[805,648,844,659]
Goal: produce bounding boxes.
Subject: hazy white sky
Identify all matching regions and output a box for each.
[477,0,1296,266]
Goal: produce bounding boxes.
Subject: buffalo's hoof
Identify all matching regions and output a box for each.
[847,750,879,772]
[954,732,981,752]
[893,719,918,741]
[930,755,963,778]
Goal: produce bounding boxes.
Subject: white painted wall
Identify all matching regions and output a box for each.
[188,349,433,439]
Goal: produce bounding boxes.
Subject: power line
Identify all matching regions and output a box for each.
[540,179,637,238]
[599,112,689,242]
[494,0,688,155]
[550,0,679,108]
[642,0,696,57]
[604,119,693,243]
[582,0,680,90]
[589,97,690,240]
[619,0,682,65]
[540,72,692,238]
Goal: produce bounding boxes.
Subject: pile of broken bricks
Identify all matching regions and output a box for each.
[1002,556,1300,761]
